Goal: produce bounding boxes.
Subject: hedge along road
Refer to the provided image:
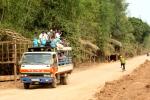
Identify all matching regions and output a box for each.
[0,55,150,100]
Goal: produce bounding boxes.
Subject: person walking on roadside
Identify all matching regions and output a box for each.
[119,55,126,71]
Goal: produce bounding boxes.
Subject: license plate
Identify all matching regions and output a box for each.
[31,79,39,82]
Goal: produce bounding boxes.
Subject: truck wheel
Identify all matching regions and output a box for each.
[24,83,30,89]
[61,75,68,85]
[51,77,57,88]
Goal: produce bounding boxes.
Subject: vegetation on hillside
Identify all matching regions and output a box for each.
[0,0,150,64]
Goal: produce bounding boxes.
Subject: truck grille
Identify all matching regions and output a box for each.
[27,74,44,77]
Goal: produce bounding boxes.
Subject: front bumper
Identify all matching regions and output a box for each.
[21,77,53,84]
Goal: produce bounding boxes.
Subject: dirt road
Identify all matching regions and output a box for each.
[95,60,150,100]
[0,55,150,100]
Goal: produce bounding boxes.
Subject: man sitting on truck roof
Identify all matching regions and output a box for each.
[39,31,48,47]
[33,32,39,47]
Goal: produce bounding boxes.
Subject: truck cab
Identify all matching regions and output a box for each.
[20,47,73,89]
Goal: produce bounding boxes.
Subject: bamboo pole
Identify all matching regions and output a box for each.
[7,42,9,61]
[14,41,17,85]
[2,43,3,62]
[0,44,1,62]
[20,43,21,60]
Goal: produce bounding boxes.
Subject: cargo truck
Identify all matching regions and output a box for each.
[19,47,73,89]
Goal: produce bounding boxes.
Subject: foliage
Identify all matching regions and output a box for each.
[128,17,150,54]
[0,0,150,63]
[129,17,150,43]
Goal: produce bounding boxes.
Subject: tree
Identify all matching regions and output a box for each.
[0,0,150,63]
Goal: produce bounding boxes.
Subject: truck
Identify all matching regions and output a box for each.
[19,46,73,89]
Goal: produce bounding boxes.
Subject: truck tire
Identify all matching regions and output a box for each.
[61,75,68,85]
[24,83,30,89]
[51,77,57,88]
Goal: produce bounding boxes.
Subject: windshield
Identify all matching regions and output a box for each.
[21,53,52,65]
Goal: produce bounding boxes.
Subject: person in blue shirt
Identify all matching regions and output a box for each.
[50,37,61,48]
[33,32,39,47]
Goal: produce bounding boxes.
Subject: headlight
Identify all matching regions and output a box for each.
[43,74,51,77]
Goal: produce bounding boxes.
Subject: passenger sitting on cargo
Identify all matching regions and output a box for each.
[60,37,68,47]
[47,29,54,41]
[50,34,64,49]
[58,52,66,65]
[33,32,39,47]
[50,37,61,48]
[55,30,62,38]
[39,31,48,47]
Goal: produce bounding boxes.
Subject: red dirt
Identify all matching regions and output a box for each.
[95,60,150,100]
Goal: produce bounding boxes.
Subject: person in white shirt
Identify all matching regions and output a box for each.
[47,29,54,41]
[55,30,62,38]
[39,31,48,47]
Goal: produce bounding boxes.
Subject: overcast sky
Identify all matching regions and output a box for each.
[126,0,150,24]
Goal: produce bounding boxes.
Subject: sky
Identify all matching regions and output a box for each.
[126,0,150,25]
